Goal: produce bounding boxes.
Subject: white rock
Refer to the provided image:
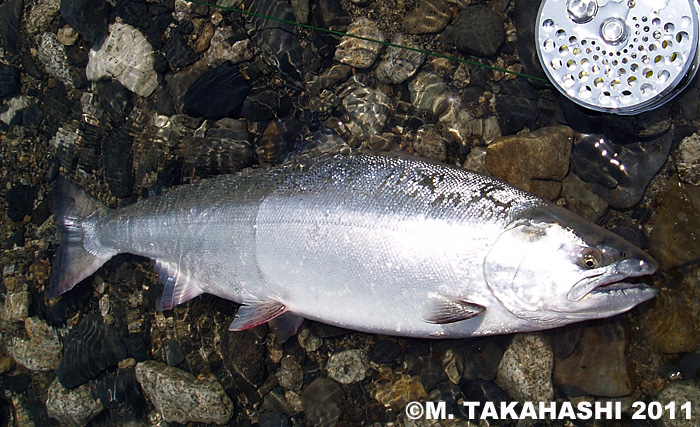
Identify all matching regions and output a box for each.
[46,378,103,427]
[38,32,74,87]
[678,133,700,186]
[86,21,159,97]
[496,333,554,402]
[135,360,233,425]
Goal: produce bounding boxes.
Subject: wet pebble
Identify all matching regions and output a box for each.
[221,326,268,402]
[46,378,103,427]
[413,124,446,162]
[25,0,61,38]
[7,317,62,372]
[440,5,505,57]
[403,0,451,34]
[373,370,427,409]
[276,355,304,391]
[135,360,234,425]
[335,17,384,69]
[37,32,76,88]
[648,177,700,269]
[657,382,700,427]
[203,27,254,68]
[326,349,368,385]
[86,21,159,97]
[56,26,79,46]
[553,322,633,397]
[375,34,426,84]
[183,61,250,119]
[495,78,542,134]
[677,133,700,186]
[57,313,127,389]
[496,333,554,402]
[2,290,29,324]
[562,173,609,222]
[59,0,111,45]
[302,377,345,427]
[340,78,391,141]
[486,125,573,200]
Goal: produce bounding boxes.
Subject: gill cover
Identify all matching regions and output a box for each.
[483,205,657,324]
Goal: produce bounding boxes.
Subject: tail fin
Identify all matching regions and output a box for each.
[49,177,112,298]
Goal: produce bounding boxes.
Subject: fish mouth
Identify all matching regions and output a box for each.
[568,256,658,302]
[570,274,657,317]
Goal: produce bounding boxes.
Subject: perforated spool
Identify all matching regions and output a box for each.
[536,0,700,115]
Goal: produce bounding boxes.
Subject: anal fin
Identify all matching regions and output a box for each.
[269,312,305,343]
[422,293,485,324]
[229,298,286,331]
[154,261,204,311]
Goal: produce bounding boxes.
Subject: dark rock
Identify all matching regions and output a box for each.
[96,365,147,411]
[259,411,292,427]
[57,313,128,389]
[371,340,401,364]
[221,324,268,403]
[115,0,151,29]
[6,183,37,222]
[603,105,672,139]
[0,373,30,394]
[494,78,540,134]
[124,333,150,362]
[562,173,609,223]
[302,378,345,427]
[554,322,633,397]
[571,131,674,209]
[643,289,700,354]
[240,88,287,122]
[164,340,185,367]
[103,124,134,199]
[147,12,173,49]
[183,118,254,175]
[440,5,505,57]
[60,0,112,45]
[8,227,24,248]
[183,62,250,119]
[313,0,352,33]
[248,0,305,85]
[0,64,20,99]
[659,353,700,381]
[404,353,446,391]
[65,44,89,68]
[163,33,198,70]
[513,0,547,84]
[0,0,23,58]
[458,336,510,381]
[94,80,131,121]
[31,197,52,226]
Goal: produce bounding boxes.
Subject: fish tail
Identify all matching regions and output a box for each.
[49,176,113,298]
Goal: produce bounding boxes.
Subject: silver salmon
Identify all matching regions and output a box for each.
[50,154,657,339]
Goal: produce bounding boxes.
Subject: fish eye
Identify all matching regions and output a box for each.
[580,248,603,269]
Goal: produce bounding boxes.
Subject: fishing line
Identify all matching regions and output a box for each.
[185,0,551,83]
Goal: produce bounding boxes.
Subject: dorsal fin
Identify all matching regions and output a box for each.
[154,260,204,311]
[422,293,486,324]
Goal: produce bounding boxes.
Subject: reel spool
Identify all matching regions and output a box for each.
[535,0,700,115]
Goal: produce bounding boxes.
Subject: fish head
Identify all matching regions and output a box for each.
[484,205,657,326]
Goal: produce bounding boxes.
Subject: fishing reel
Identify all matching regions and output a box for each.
[535,0,700,115]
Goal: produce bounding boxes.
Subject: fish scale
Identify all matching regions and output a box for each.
[50,154,658,340]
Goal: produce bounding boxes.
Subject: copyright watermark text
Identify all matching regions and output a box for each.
[405,400,693,421]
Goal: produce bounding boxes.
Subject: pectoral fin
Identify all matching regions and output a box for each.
[229,298,287,331]
[422,293,485,324]
[269,312,305,343]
